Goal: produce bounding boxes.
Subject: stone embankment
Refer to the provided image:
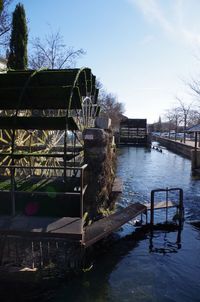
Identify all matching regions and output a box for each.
[152,136,193,158]
[83,126,116,219]
[152,136,200,171]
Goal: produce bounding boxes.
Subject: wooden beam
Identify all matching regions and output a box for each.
[0,152,80,160]
[0,216,83,240]
[0,116,79,130]
[84,203,147,247]
[146,200,177,210]
[0,86,81,110]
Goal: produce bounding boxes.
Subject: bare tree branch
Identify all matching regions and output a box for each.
[175,97,194,142]
[29,30,85,69]
[98,89,125,130]
[0,0,13,51]
[58,48,85,69]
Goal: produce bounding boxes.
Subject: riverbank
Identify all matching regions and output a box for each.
[152,136,199,159]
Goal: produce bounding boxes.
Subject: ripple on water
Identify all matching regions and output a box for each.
[2,146,200,302]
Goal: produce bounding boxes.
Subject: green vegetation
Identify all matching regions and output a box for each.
[7,3,28,69]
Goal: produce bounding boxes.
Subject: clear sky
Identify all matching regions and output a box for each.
[10,0,200,123]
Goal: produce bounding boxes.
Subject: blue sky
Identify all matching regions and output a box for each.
[10,0,200,122]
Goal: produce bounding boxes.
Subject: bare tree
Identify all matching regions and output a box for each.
[188,109,200,126]
[167,107,182,141]
[176,97,193,143]
[0,0,13,51]
[188,75,200,100]
[164,109,174,138]
[29,30,85,69]
[98,90,125,130]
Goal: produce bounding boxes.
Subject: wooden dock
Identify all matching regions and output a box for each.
[0,216,82,240]
[146,200,177,210]
[0,195,181,248]
[0,202,147,246]
[0,189,183,247]
[83,202,147,247]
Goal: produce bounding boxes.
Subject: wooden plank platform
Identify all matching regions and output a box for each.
[0,116,79,131]
[83,202,147,247]
[146,200,177,210]
[0,203,147,245]
[0,215,82,240]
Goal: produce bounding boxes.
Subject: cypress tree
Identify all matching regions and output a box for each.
[7,3,28,70]
[0,0,3,13]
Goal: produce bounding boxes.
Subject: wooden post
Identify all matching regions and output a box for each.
[11,128,16,216]
[179,188,184,221]
[80,167,84,238]
[11,167,15,216]
[150,190,154,226]
[145,209,148,224]
[73,131,76,171]
[166,187,168,222]
[64,128,67,181]
[199,132,200,148]
[194,132,198,169]
[80,168,84,218]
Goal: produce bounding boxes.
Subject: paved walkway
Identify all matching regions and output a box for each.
[169,139,199,148]
[179,140,199,148]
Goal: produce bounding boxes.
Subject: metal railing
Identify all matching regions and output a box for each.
[0,164,88,220]
[150,187,184,226]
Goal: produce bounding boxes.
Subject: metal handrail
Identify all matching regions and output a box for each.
[0,164,88,217]
[150,187,184,226]
[0,164,88,170]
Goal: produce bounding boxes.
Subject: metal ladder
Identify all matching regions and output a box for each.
[150,187,184,226]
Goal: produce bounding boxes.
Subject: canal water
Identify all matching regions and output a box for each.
[1,146,200,302]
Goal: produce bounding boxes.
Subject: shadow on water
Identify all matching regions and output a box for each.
[0,229,147,302]
[37,224,198,302]
[1,146,200,302]
[0,225,185,302]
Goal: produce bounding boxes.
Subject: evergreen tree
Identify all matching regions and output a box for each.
[7,3,28,69]
[158,116,162,132]
[0,0,3,13]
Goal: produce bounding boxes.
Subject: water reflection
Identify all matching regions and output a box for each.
[1,146,200,302]
[149,227,182,254]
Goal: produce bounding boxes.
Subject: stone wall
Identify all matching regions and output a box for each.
[191,150,200,170]
[153,136,200,171]
[83,128,116,219]
[153,136,193,159]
